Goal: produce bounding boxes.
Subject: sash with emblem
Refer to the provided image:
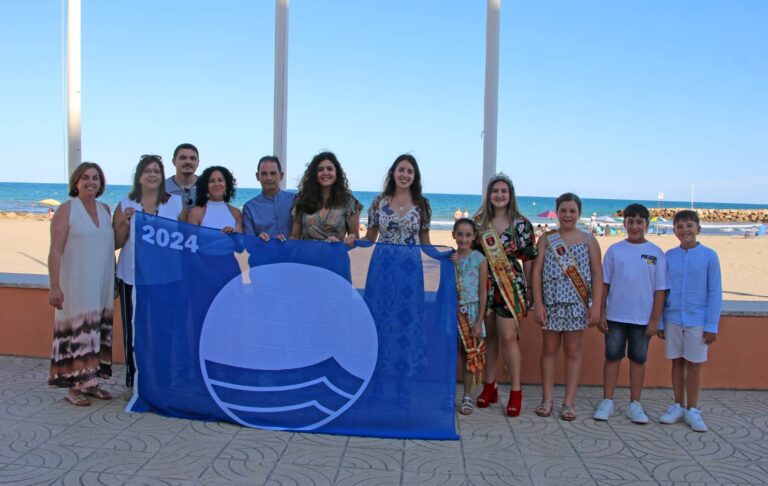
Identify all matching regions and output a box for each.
[546,232,591,307]
[479,228,527,328]
[454,264,486,375]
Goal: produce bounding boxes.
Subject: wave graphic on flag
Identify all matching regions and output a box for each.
[203,358,365,430]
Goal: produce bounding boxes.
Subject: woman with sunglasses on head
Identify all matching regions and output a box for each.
[48,162,115,407]
[186,166,243,233]
[113,155,185,395]
[289,151,361,246]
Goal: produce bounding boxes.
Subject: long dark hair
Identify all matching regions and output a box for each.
[128,155,169,204]
[294,151,356,215]
[195,166,237,206]
[382,154,431,223]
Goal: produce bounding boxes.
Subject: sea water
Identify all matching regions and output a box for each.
[2,181,765,233]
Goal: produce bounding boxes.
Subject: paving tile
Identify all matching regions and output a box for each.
[280,443,345,467]
[640,459,717,483]
[136,452,214,481]
[506,414,563,435]
[70,449,154,475]
[401,471,468,485]
[56,470,133,485]
[198,458,274,484]
[341,446,403,471]
[464,451,527,477]
[334,467,402,485]
[266,464,338,485]
[12,444,95,469]
[699,459,768,485]
[47,424,121,449]
[218,438,287,462]
[346,436,404,449]
[403,440,464,474]
[523,455,591,481]
[0,464,67,484]
[235,426,294,444]
[152,435,229,457]
[581,458,655,482]
[76,405,143,431]
[102,429,178,453]
[129,413,192,433]
[513,429,578,457]
[175,420,240,442]
[27,402,97,427]
[624,439,694,460]
[460,433,517,453]
[0,440,34,463]
[569,437,635,459]
[0,420,68,445]
[124,476,196,486]
[290,432,350,446]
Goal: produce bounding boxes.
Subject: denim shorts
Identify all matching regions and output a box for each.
[605,320,651,364]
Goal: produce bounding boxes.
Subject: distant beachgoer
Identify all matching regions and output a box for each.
[289,151,360,246]
[187,166,243,233]
[242,155,294,241]
[532,193,603,421]
[658,209,722,432]
[535,224,544,238]
[366,154,431,245]
[113,155,184,393]
[454,208,462,221]
[544,223,550,233]
[453,218,488,415]
[47,207,55,220]
[48,162,114,407]
[472,173,536,417]
[590,212,597,232]
[463,209,469,218]
[165,143,200,210]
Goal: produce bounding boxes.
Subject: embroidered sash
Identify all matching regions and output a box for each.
[455,263,486,375]
[480,228,526,326]
[546,232,591,307]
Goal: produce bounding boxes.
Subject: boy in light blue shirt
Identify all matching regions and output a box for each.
[658,210,722,432]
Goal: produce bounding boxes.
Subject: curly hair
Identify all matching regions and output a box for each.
[195,166,237,206]
[474,173,522,231]
[293,152,356,215]
[128,155,170,204]
[382,154,431,224]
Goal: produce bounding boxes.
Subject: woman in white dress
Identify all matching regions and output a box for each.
[48,162,115,406]
[186,166,243,233]
[112,155,184,393]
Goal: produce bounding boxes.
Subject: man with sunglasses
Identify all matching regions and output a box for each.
[165,143,200,210]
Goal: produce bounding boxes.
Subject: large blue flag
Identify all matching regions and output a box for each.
[129,213,459,439]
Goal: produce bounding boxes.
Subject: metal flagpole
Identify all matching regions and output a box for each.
[482,0,501,193]
[274,0,289,189]
[66,0,82,177]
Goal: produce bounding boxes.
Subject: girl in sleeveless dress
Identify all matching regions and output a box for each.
[453,218,488,415]
[532,193,603,420]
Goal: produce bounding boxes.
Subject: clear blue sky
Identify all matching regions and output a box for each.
[2,1,766,203]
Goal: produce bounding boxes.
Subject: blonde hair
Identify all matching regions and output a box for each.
[473,173,521,230]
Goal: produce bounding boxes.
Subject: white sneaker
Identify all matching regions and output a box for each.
[593,399,614,421]
[626,401,649,424]
[659,403,685,424]
[685,407,708,432]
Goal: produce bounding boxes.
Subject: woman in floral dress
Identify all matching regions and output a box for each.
[472,173,537,416]
[290,151,361,246]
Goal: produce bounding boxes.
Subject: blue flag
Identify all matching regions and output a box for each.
[129,213,459,439]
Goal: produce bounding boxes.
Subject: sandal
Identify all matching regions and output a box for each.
[560,403,577,421]
[65,391,91,407]
[535,400,553,417]
[83,387,113,400]
[460,396,474,415]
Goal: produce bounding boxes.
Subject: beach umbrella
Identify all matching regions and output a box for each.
[38,198,61,206]
[597,216,616,223]
[650,216,667,223]
[537,210,557,218]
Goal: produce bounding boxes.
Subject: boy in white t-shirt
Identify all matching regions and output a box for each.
[593,204,668,424]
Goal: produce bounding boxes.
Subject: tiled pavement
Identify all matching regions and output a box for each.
[1,356,766,485]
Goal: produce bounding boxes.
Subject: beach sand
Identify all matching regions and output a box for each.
[2,218,766,302]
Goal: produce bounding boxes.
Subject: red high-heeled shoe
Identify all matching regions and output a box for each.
[476,382,498,408]
[507,389,523,417]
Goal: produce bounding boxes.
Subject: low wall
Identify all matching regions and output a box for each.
[1,273,765,389]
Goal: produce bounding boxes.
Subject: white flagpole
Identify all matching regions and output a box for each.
[66,0,82,177]
[274,0,289,189]
[482,0,501,193]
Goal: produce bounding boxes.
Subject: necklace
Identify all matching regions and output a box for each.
[391,196,409,213]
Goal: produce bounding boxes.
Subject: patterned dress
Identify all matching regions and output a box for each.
[367,195,431,244]
[457,250,485,326]
[542,234,593,331]
[297,198,361,240]
[473,216,537,318]
[49,198,115,389]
